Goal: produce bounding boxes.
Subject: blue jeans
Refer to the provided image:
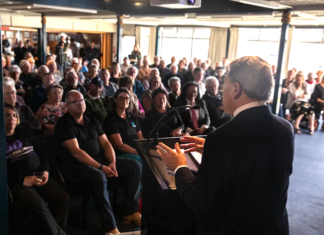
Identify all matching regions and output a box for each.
[75,157,142,232]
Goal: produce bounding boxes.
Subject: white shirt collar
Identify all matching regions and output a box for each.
[233,101,266,117]
[86,92,100,100]
[186,98,195,105]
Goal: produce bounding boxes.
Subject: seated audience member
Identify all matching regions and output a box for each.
[178,59,187,75]
[134,58,143,70]
[14,40,24,64]
[37,65,50,86]
[206,58,213,74]
[286,71,314,135]
[91,58,101,74]
[202,77,232,128]
[193,67,206,95]
[306,72,316,94]
[222,58,230,72]
[138,59,151,84]
[126,67,145,101]
[84,77,109,123]
[311,77,324,130]
[201,62,209,78]
[212,66,226,96]
[9,65,31,97]
[19,60,34,88]
[163,64,182,90]
[72,61,85,84]
[193,57,197,66]
[168,77,181,107]
[182,61,195,85]
[281,69,295,110]
[5,104,69,235]
[175,82,215,135]
[118,76,145,119]
[159,59,170,81]
[60,67,75,89]
[55,90,142,233]
[315,70,323,84]
[46,54,54,63]
[101,68,119,98]
[110,62,122,84]
[3,78,41,133]
[167,56,176,68]
[104,88,144,164]
[62,71,86,99]
[149,56,160,69]
[197,59,202,68]
[36,84,67,136]
[31,73,55,112]
[182,57,188,67]
[121,57,132,76]
[84,63,98,91]
[47,60,62,84]
[81,60,89,73]
[142,75,163,112]
[143,88,184,138]
[27,57,37,73]
[2,56,9,77]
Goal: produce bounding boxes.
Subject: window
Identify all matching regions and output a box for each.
[236,28,281,66]
[140,27,150,58]
[122,36,135,58]
[288,29,324,73]
[160,27,211,63]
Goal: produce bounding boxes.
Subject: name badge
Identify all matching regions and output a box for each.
[131,121,136,128]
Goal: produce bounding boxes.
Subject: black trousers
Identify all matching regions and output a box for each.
[74,157,142,232]
[13,177,69,235]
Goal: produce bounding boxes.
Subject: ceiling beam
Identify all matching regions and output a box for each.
[293,4,324,11]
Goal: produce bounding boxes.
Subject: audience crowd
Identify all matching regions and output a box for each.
[3,39,324,234]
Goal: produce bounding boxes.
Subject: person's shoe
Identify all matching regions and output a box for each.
[123,212,141,226]
[106,228,120,234]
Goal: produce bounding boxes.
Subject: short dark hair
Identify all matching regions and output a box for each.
[119,76,134,88]
[193,67,203,74]
[152,88,168,102]
[113,88,130,99]
[46,83,63,95]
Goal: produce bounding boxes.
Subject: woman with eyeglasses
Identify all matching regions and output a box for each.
[174,82,215,136]
[5,103,69,235]
[103,88,144,164]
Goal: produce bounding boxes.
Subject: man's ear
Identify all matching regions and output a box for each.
[233,82,243,99]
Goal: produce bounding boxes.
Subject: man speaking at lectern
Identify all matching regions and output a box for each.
[156,56,294,235]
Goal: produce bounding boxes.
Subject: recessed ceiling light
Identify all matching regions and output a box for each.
[134,2,142,6]
[27,6,31,9]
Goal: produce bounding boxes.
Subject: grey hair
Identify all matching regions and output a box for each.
[19,60,30,68]
[170,64,178,71]
[150,68,160,77]
[8,65,21,74]
[168,76,181,89]
[66,70,77,80]
[127,66,138,76]
[89,63,98,70]
[91,59,100,67]
[205,76,219,87]
[65,90,82,103]
[3,77,16,91]
[228,56,273,102]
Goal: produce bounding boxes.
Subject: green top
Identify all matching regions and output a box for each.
[85,94,109,123]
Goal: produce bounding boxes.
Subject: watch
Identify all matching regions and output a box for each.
[98,164,103,171]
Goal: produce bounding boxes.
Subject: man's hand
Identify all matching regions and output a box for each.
[170,128,182,137]
[190,129,201,136]
[38,171,49,187]
[23,176,42,187]
[102,165,118,178]
[108,163,118,177]
[179,136,205,154]
[197,127,206,135]
[156,142,187,172]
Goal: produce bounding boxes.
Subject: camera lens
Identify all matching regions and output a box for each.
[188,0,196,5]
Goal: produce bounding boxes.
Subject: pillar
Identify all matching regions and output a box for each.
[0,17,9,235]
[155,26,161,56]
[41,14,47,65]
[272,10,291,115]
[116,15,123,64]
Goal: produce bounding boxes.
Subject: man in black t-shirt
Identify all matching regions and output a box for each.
[55,90,142,234]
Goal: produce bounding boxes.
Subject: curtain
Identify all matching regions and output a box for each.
[148,27,157,64]
[135,26,141,48]
[282,26,294,79]
[208,28,228,67]
[227,27,239,61]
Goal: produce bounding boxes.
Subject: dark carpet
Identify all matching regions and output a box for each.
[287,128,324,235]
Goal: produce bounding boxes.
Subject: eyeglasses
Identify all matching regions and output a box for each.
[67,99,85,104]
[118,96,130,101]
[4,91,16,96]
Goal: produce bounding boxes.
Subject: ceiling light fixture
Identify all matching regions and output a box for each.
[134,2,142,6]
[32,4,98,14]
[230,0,291,10]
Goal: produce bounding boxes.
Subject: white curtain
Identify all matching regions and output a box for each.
[148,27,157,64]
[135,26,141,48]
[282,26,294,79]
[227,27,239,61]
[208,28,228,66]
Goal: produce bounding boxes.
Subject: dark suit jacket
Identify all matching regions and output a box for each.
[174,98,210,130]
[175,106,294,235]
